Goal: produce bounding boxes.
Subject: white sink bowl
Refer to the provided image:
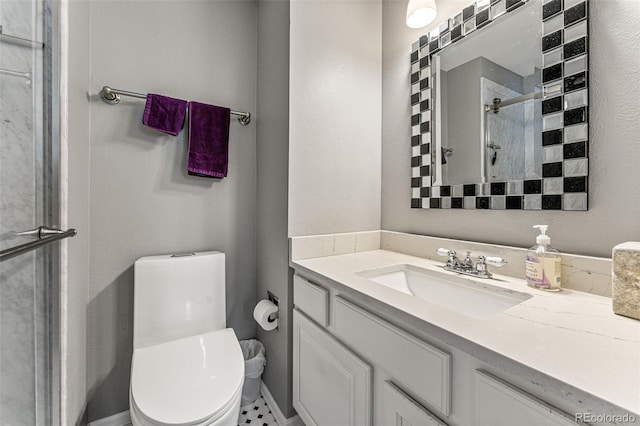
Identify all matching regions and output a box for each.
[359,264,531,319]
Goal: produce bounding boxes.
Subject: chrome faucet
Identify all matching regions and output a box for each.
[436,248,507,279]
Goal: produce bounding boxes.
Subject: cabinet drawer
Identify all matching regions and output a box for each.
[475,370,578,426]
[384,381,449,426]
[334,296,451,415]
[294,274,329,327]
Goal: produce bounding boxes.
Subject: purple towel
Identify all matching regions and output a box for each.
[142,94,188,136]
[187,101,231,178]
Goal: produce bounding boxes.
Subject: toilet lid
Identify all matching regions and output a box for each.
[131,328,244,425]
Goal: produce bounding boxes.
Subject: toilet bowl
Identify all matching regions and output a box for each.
[130,329,244,426]
[130,252,244,426]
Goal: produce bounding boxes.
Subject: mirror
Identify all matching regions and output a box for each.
[433,0,542,186]
[410,0,590,210]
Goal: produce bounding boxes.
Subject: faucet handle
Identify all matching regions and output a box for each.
[436,248,453,257]
[485,256,507,267]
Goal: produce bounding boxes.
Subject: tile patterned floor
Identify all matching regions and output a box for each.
[237,395,277,426]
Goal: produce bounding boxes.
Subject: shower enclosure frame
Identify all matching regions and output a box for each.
[46,0,62,423]
[1,0,63,423]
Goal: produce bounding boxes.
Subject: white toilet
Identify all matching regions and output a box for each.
[129,251,244,426]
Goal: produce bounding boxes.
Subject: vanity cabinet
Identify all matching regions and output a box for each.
[333,296,451,416]
[292,273,581,426]
[293,274,451,426]
[474,370,578,426]
[292,309,372,426]
[383,381,449,426]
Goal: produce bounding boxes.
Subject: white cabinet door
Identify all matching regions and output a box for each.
[293,309,372,426]
[334,296,451,416]
[475,370,579,426]
[383,381,449,426]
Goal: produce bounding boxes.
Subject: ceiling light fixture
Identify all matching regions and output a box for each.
[406,0,438,29]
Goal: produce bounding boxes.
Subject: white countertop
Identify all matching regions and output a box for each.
[292,249,640,415]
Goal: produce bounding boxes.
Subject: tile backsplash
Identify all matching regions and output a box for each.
[289,231,380,261]
[290,230,612,297]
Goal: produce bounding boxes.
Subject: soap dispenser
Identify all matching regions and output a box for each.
[526,225,562,291]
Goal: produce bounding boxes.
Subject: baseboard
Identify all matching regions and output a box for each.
[87,410,131,426]
[260,381,304,426]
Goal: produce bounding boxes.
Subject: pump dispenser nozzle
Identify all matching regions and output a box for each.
[533,225,551,245]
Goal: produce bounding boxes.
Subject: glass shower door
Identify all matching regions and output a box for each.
[0,0,58,424]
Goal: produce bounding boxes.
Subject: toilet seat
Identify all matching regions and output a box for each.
[130,328,244,426]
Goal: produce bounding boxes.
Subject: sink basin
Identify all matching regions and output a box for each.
[358,264,531,319]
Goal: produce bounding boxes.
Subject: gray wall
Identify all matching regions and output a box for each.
[444,60,482,183]
[86,1,257,421]
[63,0,91,423]
[442,57,525,184]
[289,0,382,236]
[256,0,294,418]
[382,0,640,258]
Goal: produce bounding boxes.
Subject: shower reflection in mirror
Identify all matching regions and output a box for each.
[431,0,542,186]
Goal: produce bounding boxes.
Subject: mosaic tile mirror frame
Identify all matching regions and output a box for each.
[410,0,589,210]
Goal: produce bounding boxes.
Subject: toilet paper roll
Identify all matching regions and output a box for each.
[253,299,278,331]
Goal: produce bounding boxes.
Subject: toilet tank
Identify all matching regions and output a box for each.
[133,251,226,349]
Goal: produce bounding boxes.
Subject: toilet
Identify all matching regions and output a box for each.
[129,251,244,426]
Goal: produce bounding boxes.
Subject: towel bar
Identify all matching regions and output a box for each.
[99,85,251,125]
[0,227,77,263]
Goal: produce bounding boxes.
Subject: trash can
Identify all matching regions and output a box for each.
[239,339,266,406]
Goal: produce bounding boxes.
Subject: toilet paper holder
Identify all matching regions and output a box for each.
[267,291,279,323]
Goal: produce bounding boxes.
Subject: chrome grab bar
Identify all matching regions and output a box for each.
[0,227,77,263]
[0,68,32,87]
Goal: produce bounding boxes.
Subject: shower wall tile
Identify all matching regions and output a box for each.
[0,5,39,426]
[0,0,47,421]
